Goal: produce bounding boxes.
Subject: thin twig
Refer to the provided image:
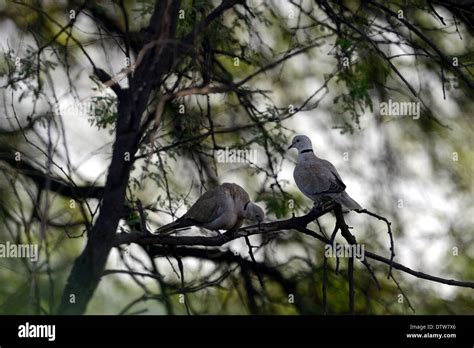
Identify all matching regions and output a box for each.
[348,255,355,315]
[136,199,150,234]
[175,255,191,316]
[356,209,395,278]
[390,273,416,313]
[322,255,328,315]
[244,236,265,290]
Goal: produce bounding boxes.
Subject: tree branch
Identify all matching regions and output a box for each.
[0,153,104,199]
[115,206,474,290]
[57,0,182,315]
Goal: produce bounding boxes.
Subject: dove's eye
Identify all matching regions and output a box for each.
[296,139,300,142]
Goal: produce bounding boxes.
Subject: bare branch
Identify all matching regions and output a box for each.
[116,205,474,290]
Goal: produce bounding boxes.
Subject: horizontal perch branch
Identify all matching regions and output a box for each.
[114,204,335,247]
[114,204,474,289]
[296,226,474,289]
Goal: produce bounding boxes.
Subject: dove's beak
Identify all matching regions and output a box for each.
[287,144,294,150]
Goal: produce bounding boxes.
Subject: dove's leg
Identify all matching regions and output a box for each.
[330,222,339,245]
[314,196,335,211]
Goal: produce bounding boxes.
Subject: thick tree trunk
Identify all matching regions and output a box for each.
[57,0,181,315]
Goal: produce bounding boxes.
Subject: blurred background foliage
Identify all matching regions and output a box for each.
[0,0,473,314]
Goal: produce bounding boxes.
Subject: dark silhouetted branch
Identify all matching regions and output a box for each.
[116,205,474,290]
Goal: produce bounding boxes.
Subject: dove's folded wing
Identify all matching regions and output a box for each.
[318,159,347,188]
[183,187,227,224]
[295,160,346,197]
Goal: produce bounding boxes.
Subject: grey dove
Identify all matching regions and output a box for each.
[288,135,362,211]
[156,183,265,234]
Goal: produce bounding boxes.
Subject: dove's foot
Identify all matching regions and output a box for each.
[314,199,335,212]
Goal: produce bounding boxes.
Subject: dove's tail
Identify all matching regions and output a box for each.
[336,191,362,211]
[155,218,193,235]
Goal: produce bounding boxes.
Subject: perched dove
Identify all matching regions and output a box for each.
[288,135,362,211]
[156,183,265,234]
